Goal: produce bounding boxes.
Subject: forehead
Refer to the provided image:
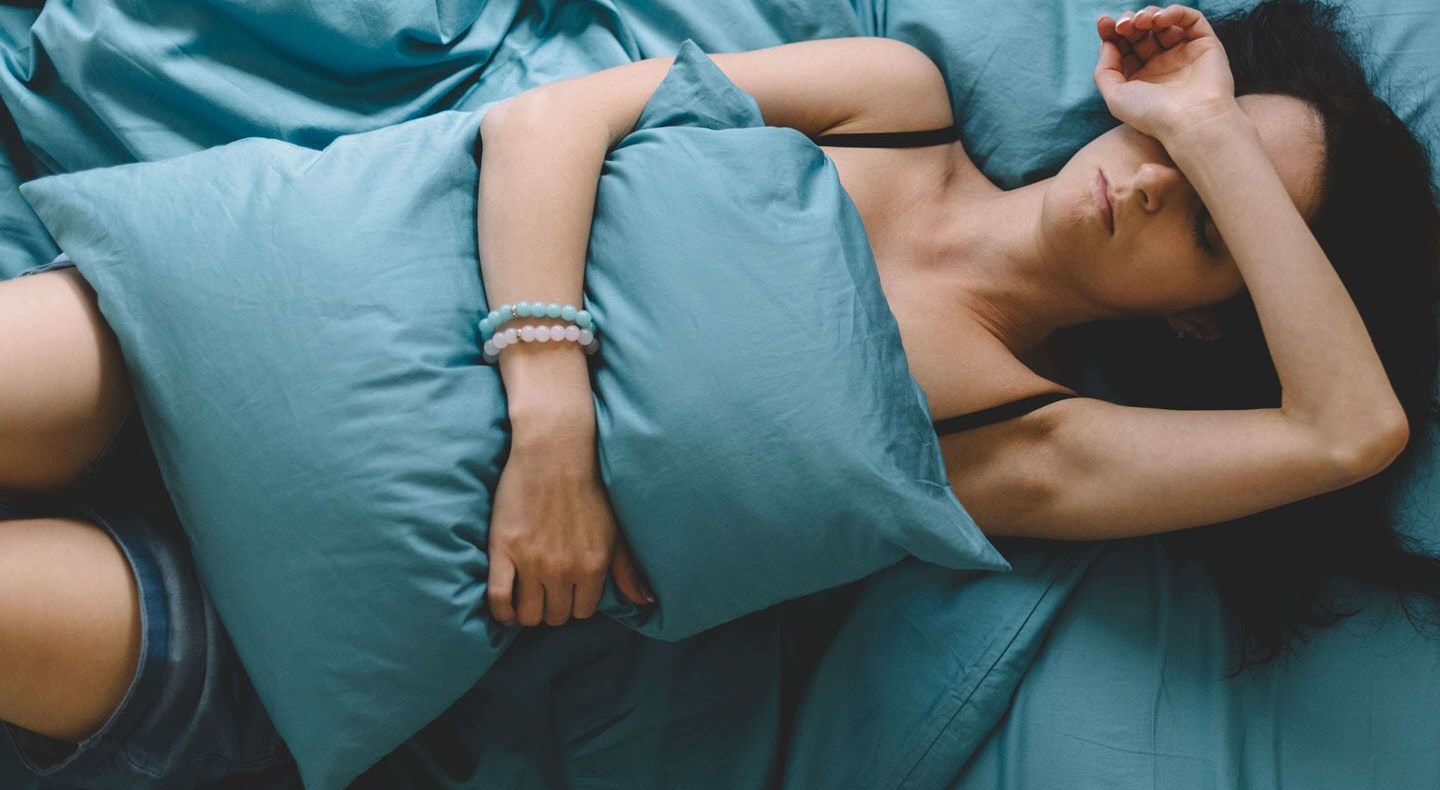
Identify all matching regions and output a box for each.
[1237,93,1326,220]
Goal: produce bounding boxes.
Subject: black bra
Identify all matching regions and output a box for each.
[807,124,1080,436]
[810,124,962,148]
[932,392,1080,437]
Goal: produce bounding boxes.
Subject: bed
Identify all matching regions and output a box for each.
[2,0,1436,788]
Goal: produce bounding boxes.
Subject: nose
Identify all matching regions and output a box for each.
[1132,162,1186,214]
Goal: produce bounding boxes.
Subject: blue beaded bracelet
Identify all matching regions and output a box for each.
[477,301,595,342]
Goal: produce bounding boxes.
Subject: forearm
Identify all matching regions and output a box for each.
[476,101,610,449]
[1166,112,1408,461]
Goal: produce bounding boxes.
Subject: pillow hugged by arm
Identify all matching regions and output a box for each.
[475,35,955,628]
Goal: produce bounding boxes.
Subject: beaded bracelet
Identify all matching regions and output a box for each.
[479,301,595,339]
[478,301,599,365]
[481,323,599,364]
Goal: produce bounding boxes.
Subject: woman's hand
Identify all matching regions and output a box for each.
[487,429,655,628]
[1094,5,1240,144]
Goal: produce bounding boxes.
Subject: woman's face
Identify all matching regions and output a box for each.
[1042,93,1327,326]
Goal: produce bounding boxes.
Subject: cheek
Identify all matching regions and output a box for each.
[1041,175,1104,250]
[1203,265,1247,305]
[1102,244,1208,311]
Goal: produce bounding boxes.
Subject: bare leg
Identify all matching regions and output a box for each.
[0,268,132,497]
[0,268,140,740]
[0,516,142,743]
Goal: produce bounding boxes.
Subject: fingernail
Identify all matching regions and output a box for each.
[645,594,656,604]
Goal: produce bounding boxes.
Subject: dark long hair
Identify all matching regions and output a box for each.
[1055,0,1440,671]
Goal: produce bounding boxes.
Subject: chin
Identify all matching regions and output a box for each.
[1052,181,1105,254]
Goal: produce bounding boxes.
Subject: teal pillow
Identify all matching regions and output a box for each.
[586,42,1006,638]
[27,110,511,790]
[20,39,1004,789]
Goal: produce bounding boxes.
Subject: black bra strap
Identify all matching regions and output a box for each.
[932,392,1079,436]
[811,124,961,148]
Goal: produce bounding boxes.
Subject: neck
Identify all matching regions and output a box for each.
[902,174,1123,357]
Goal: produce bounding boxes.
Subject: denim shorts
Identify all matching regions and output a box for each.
[0,255,302,789]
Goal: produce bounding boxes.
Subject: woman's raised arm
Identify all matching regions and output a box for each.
[937,5,1408,541]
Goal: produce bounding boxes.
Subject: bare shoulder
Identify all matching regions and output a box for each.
[803,38,955,136]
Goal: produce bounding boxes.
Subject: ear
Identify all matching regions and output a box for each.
[1165,309,1223,341]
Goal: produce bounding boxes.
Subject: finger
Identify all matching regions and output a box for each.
[487,552,517,625]
[516,572,545,627]
[1132,32,1161,62]
[1094,40,1127,95]
[1155,24,1186,50]
[1097,13,1118,41]
[1121,52,1143,79]
[543,579,574,627]
[572,574,603,620]
[1112,30,1137,60]
[610,539,654,606]
[1133,5,1163,32]
[1116,11,1145,44]
[1153,4,1216,40]
[1095,36,1123,77]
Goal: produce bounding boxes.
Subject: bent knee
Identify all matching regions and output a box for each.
[0,268,133,496]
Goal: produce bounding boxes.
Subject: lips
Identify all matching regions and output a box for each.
[1094,170,1114,237]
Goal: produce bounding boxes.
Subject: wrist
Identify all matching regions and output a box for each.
[1160,103,1257,163]
[510,407,597,454]
[499,348,596,449]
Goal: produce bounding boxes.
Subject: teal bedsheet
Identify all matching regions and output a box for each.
[1,0,1437,787]
[0,4,57,278]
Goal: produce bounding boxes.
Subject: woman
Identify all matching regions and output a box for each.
[0,0,1434,786]
[479,0,1440,668]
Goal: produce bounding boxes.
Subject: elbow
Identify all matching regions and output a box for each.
[479,89,613,156]
[1331,414,1411,481]
[480,84,573,136]
[477,98,518,158]
[480,92,541,138]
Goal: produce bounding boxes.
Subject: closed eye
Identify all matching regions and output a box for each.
[1194,206,1218,257]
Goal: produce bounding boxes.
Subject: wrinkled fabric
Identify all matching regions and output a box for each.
[951,538,1440,790]
[3,0,1440,788]
[0,0,867,279]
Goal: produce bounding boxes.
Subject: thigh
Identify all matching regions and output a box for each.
[0,514,141,744]
[0,267,132,497]
[0,501,297,788]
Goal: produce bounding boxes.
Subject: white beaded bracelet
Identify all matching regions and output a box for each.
[481,323,599,365]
